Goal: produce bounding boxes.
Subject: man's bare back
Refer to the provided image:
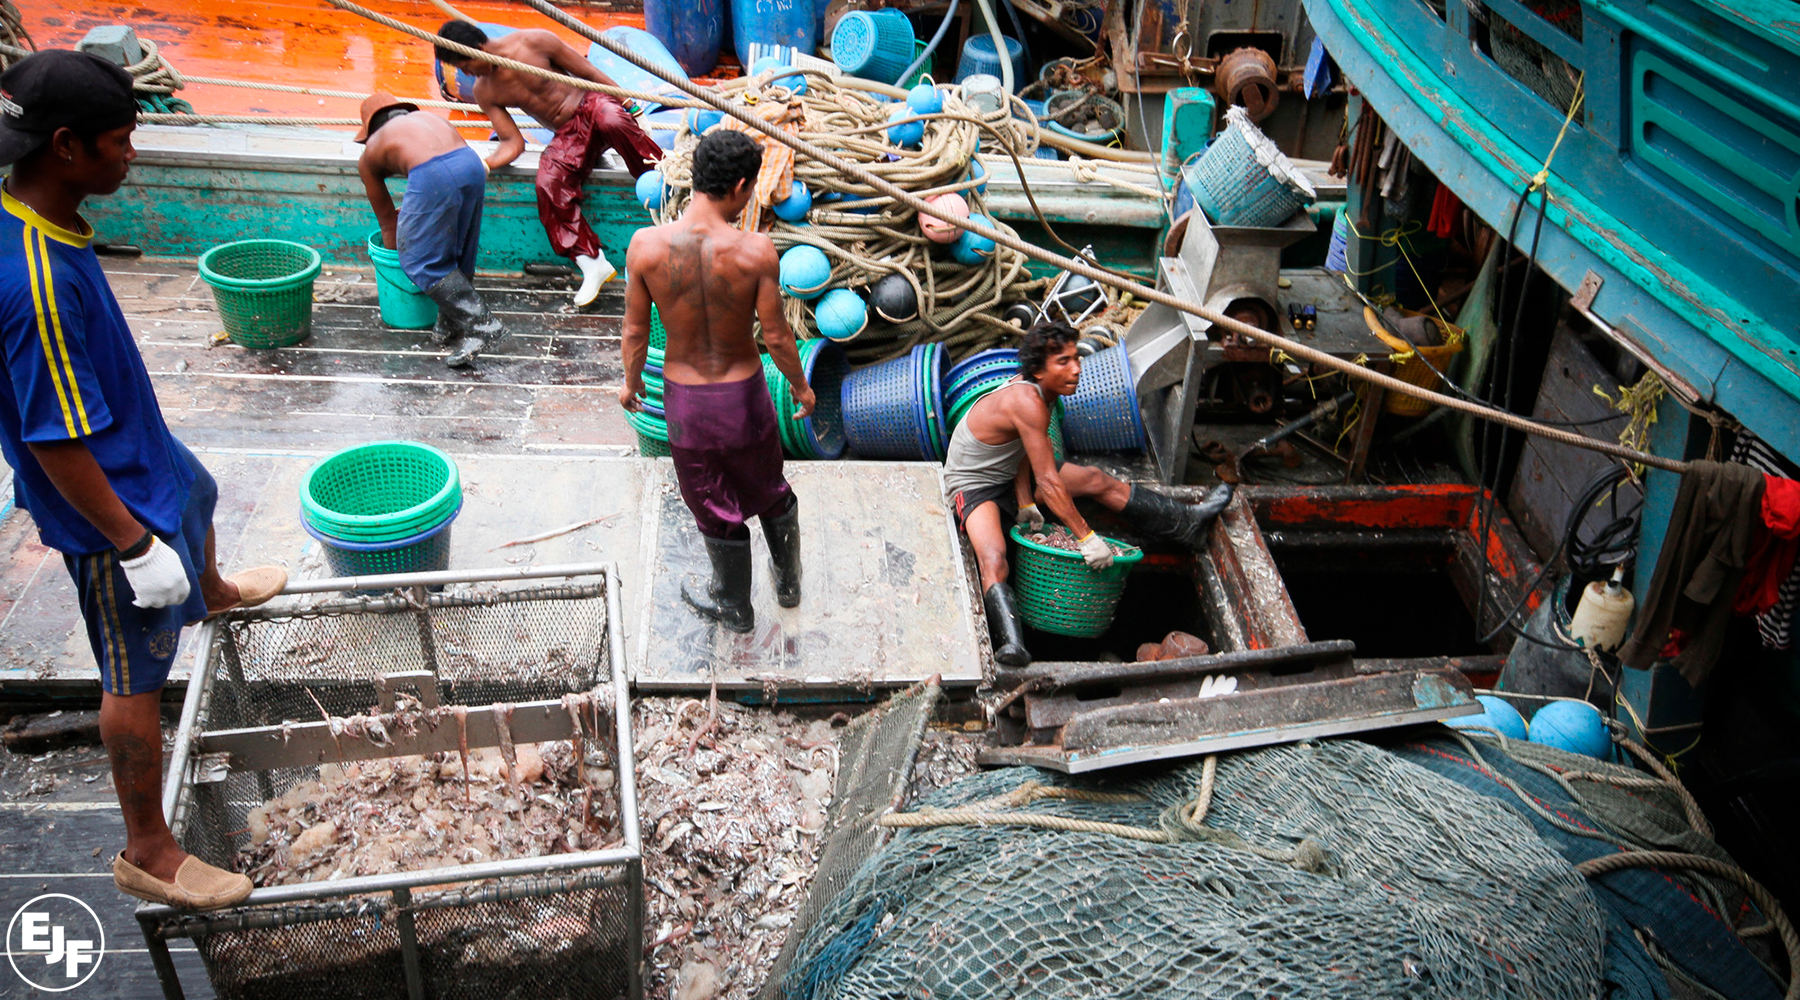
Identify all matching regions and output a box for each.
[628,218,776,384]
[619,159,813,418]
[455,29,620,169]
[360,112,466,178]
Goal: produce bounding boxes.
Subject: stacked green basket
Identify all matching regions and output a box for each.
[300,442,462,577]
[626,306,673,456]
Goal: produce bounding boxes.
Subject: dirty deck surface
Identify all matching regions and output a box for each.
[0,259,981,694]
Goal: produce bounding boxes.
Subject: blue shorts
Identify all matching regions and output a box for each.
[64,440,214,696]
[397,147,487,291]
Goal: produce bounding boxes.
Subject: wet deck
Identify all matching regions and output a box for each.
[0,259,983,697]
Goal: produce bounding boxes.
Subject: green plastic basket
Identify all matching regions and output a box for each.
[1008,524,1143,637]
[649,304,667,351]
[300,441,462,542]
[627,409,672,457]
[198,239,322,349]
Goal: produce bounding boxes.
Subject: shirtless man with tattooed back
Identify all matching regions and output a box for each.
[620,130,815,635]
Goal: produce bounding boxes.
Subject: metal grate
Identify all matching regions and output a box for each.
[756,680,939,1000]
[140,568,641,1000]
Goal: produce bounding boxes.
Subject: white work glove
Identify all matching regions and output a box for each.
[1016,503,1045,531]
[120,536,192,609]
[1077,531,1114,570]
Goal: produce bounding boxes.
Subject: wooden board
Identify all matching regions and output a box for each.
[632,461,983,696]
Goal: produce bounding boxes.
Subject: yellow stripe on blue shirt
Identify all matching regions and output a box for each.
[20,225,77,438]
[35,229,93,435]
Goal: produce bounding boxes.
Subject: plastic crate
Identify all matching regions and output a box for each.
[141,566,642,1000]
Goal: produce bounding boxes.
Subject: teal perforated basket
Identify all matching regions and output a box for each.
[1009,524,1142,637]
[198,239,321,349]
[300,442,461,543]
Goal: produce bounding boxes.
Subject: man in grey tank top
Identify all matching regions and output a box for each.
[943,321,1232,666]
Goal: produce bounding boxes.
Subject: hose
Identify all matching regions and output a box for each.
[896,0,959,90]
[972,0,1014,95]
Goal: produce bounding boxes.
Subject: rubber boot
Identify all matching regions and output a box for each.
[424,271,508,367]
[762,498,802,609]
[681,535,755,634]
[573,253,615,307]
[983,582,1031,667]
[1121,483,1234,550]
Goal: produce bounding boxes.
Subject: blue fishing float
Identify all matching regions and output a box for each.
[1528,701,1613,759]
[952,212,997,265]
[635,169,666,210]
[887,104,925,148]
[751,56,808,94]
[772,180,813,222]
[968,158,988,195]
[779,244,833,300]
[686,108,724,134]
[814,288,868,341]
[907,81,944,116]
[1446,694,1528,740]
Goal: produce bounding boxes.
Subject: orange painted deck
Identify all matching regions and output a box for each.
[29,1,735,128]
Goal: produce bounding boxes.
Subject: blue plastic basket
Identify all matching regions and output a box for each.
[842,348,931,459]
[954,33,1023,88]
[944,348,1017,393]
[1191,107,1316,228]
[1063,343,1146,452]
[832,9,914,85]
[303,505,457,578]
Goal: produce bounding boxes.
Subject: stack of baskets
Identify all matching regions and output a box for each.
[300,441,461,577]
[761,338,850,459]
[841,342,948,460]
[627,306,673,456]
[198,239,321,348]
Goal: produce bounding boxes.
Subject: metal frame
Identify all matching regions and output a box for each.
[138,563,642,1000]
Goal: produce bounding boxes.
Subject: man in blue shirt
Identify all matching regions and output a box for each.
[0,51,286,909]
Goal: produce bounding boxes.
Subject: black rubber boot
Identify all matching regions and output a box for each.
[682,535,755,634]
[424,271,507,366]
[983,582,1031,667]
[1121,483,1234,550]
[762,498,802,609]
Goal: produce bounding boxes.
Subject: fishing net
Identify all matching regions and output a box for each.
[775,739,1607,1000]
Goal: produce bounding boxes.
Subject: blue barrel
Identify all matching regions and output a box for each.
[732,0,817,71]
[1063,344,1146,452]
[831,9,915,85]
[645,0,723,75]
[955,33,1023,89]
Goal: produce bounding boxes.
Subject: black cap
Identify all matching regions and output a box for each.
[0,50,137,166]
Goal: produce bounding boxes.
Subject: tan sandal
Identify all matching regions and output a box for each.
[205,566,287,619]
[114,853,253,910]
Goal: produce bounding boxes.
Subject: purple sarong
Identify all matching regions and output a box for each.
[664,372,794,539]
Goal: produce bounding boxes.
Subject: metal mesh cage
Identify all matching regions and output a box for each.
[142,568,641,1000]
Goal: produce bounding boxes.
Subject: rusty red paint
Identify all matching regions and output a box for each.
[1247,484,1477,530]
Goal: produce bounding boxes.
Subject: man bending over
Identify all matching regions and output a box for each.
[944,320,1233,666]
[355,94,506,367]
[620,131,814,634]
[435,21,663,307]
